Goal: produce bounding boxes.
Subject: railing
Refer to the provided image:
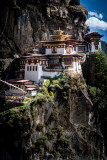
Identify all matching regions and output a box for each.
[48,62,61,66]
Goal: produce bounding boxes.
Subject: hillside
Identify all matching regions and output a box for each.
[101,41,107,55]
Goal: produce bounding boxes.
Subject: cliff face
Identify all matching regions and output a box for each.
[0,75,104,160]
[0,0,88,58]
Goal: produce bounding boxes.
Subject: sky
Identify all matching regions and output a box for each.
[80,0,107,42]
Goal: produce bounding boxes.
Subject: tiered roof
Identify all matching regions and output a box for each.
[86,31,103,39]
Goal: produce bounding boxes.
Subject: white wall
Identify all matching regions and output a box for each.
[99,41,102,50]
[91,42,95,52]
[72,58,76,71]
[46,47,66,55]
[31,90,37,96]
[25,63,38,82]
[57,48,66,54]
[91,41,101,52]
[43,71,61,78]
[25,63,43,82]
[38,64,43,81]
[76,47,78,52]
[46,48,52,55]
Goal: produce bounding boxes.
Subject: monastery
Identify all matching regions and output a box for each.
[4,28,103,96]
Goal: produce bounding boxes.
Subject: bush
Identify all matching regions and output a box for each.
[36,123,45,131]
[57,126,64,136]
[44,79,50,88]
[36,136,48,145]
[50,109,59,120]
[57,136,70,147]
[41,87,49,96]
[34,93,48,105]
[47,129,57,139]
[50,91,53,96]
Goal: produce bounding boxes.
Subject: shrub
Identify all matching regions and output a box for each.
[47,129,58,139]
[50,109,59,120]
[50,91,53,96]
[57,126,64,136]
[57,136,70,147]
[53,151,61,158]
[36,136,48,145]
[31,144,35,149]
[34,93,48,105]
[41,87,49,96]
[44,79,50,88]
[36,123,45,131]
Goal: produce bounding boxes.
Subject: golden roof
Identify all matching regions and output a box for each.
[50,27,71,41]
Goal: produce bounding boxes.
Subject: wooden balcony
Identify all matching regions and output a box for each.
[48,62,61,66]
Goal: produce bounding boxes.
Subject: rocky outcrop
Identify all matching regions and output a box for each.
[0,0,89,78]
[0,76,104,160]
[0,0,88,57]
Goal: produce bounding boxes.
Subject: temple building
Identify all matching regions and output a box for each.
[18,28,103,83]
[5,79,39,96]
[86,31,103,52]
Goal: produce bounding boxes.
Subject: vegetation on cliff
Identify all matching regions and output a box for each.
[0,73,98,160]
[84,50,107,155]
[101,41,107,55]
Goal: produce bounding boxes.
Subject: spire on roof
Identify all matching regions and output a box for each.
[50,27,71,41]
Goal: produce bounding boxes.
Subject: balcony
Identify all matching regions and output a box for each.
[48,62,61,66]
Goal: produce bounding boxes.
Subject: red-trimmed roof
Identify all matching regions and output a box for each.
[40,39,83,44]
[7,79,33,83]
[86,32,103,38]
[25,85,38,88]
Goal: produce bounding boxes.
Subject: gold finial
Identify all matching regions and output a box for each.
[50,28,72,41]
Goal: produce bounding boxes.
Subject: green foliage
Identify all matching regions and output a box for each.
[88,50,107,154]
[101,41,107,55]
[44,79,50,88]
[50,109,59,120]
[47,129,58,139]
[58,136,70,147]
[37,136,48,144]
[34,93,48,106]
[92,50,107,90]
[36,123,45,131]
[53,151,61,158]
[89,51,107,109]
[31,144,35,149]
[41,87,49,96]
[56,126,64,136]
[53,135,71,156]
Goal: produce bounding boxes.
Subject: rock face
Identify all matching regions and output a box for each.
[0,0,88,58]
[0,0,89,78]
[0,76,105,160]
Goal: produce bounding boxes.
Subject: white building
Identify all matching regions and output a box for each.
[18,29,103,83]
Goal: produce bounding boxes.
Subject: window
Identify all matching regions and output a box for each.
[33,66,35,71]
[35,66,37,71]
[27,66,29,71]
[52,47,57,53]
[94,40,99,45]
[78,46,85,52]
[30,66,32,71]
[28,60,31,65]
[95,45,98,50]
